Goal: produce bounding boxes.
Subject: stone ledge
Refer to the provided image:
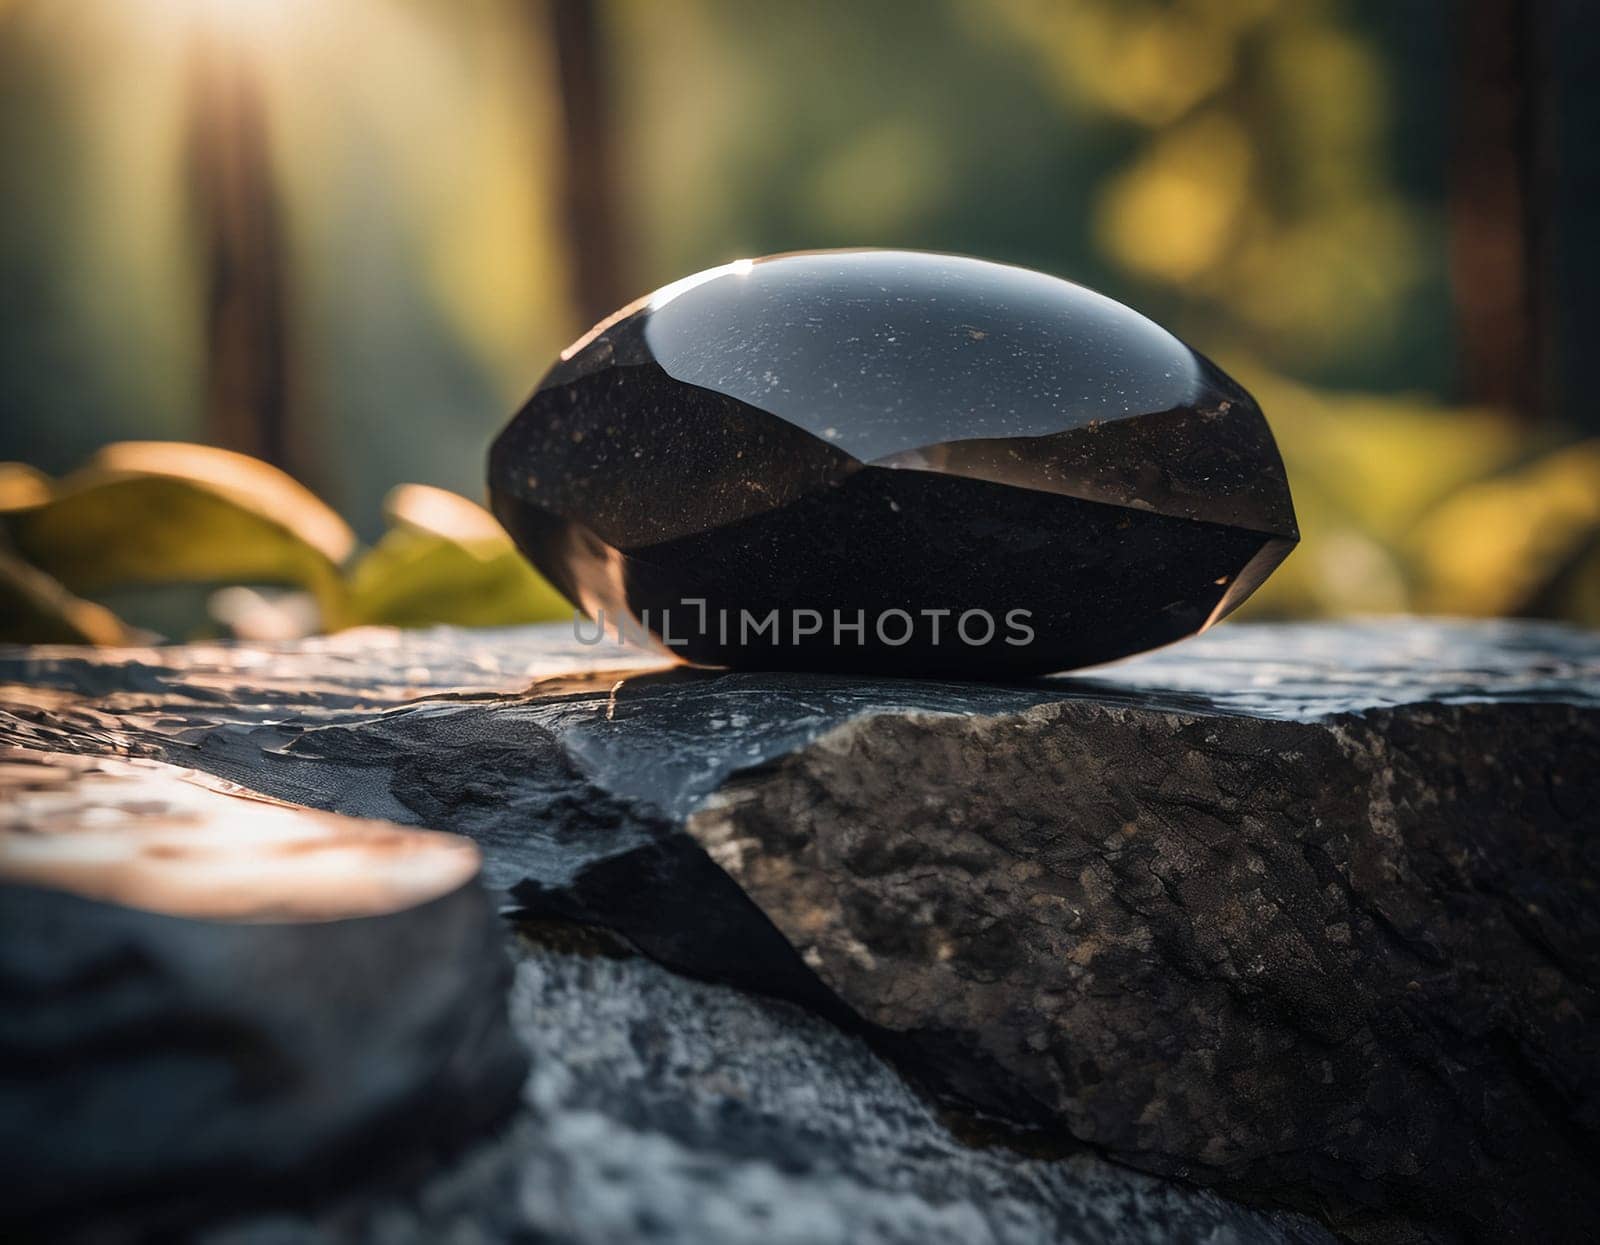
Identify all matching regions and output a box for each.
[2,619,1595,1243]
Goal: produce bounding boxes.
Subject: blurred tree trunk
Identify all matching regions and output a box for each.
[186,33,297,474]
[1547,0,1599,435]
[543,0,628,327]
[1450,0,1552,421]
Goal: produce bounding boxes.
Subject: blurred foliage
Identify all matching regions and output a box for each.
[1,0,1459,516]
[0,547,130,645]
[346,483,570,628]
[1005,0,1440,375]
[613,0,1454,395]
[1228,368,1600,623]
[0,442,570,643]
[1411,441,1600,620]
[0,0,1595,638]
[3,443,352,627]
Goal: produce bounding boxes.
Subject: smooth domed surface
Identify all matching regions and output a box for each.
[490,250,1297,676]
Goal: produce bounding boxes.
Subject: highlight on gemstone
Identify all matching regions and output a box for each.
[489,249,1298,676]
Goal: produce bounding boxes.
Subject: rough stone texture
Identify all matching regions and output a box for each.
[2,619,1596,1243]
[0,756,526,1240]
[198,925,1335,1245]
[688,693,1600,1242]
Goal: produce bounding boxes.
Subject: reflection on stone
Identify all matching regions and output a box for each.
[491,249,1298,676]
[0,748,524,1238]
[0,749,479,920]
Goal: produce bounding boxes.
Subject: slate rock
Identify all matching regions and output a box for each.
[0,751,527,1240]
[197,922,1337,1245]
[2,620,1596,1243]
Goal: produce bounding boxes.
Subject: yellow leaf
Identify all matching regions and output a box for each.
[3,442,353,629]
[0,463,52,513]
[1412,441,1600,616]
[345,484,570,629]
[0,547,131,645]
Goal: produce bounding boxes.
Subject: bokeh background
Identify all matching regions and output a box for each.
[2,0,1597,643]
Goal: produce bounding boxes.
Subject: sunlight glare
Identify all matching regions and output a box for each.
[141,0,311,48]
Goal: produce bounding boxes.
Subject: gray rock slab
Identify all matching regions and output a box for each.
[0,755,525,1241]
[198,924,1336,1245]
[3,618,1596,1242]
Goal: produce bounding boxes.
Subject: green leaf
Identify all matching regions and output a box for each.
[346,484,570,629]
[0,546,131,644]
[2,442,354,631]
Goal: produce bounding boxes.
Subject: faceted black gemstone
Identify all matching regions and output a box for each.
[490,250,1298,676]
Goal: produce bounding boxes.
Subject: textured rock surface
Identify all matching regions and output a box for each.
[0,754,525,1240]
[198,925,1335,1245]
[2,620,1596,1243]
[688,687,1600,1241]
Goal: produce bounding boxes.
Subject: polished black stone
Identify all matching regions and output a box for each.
[490,250,1298,675]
